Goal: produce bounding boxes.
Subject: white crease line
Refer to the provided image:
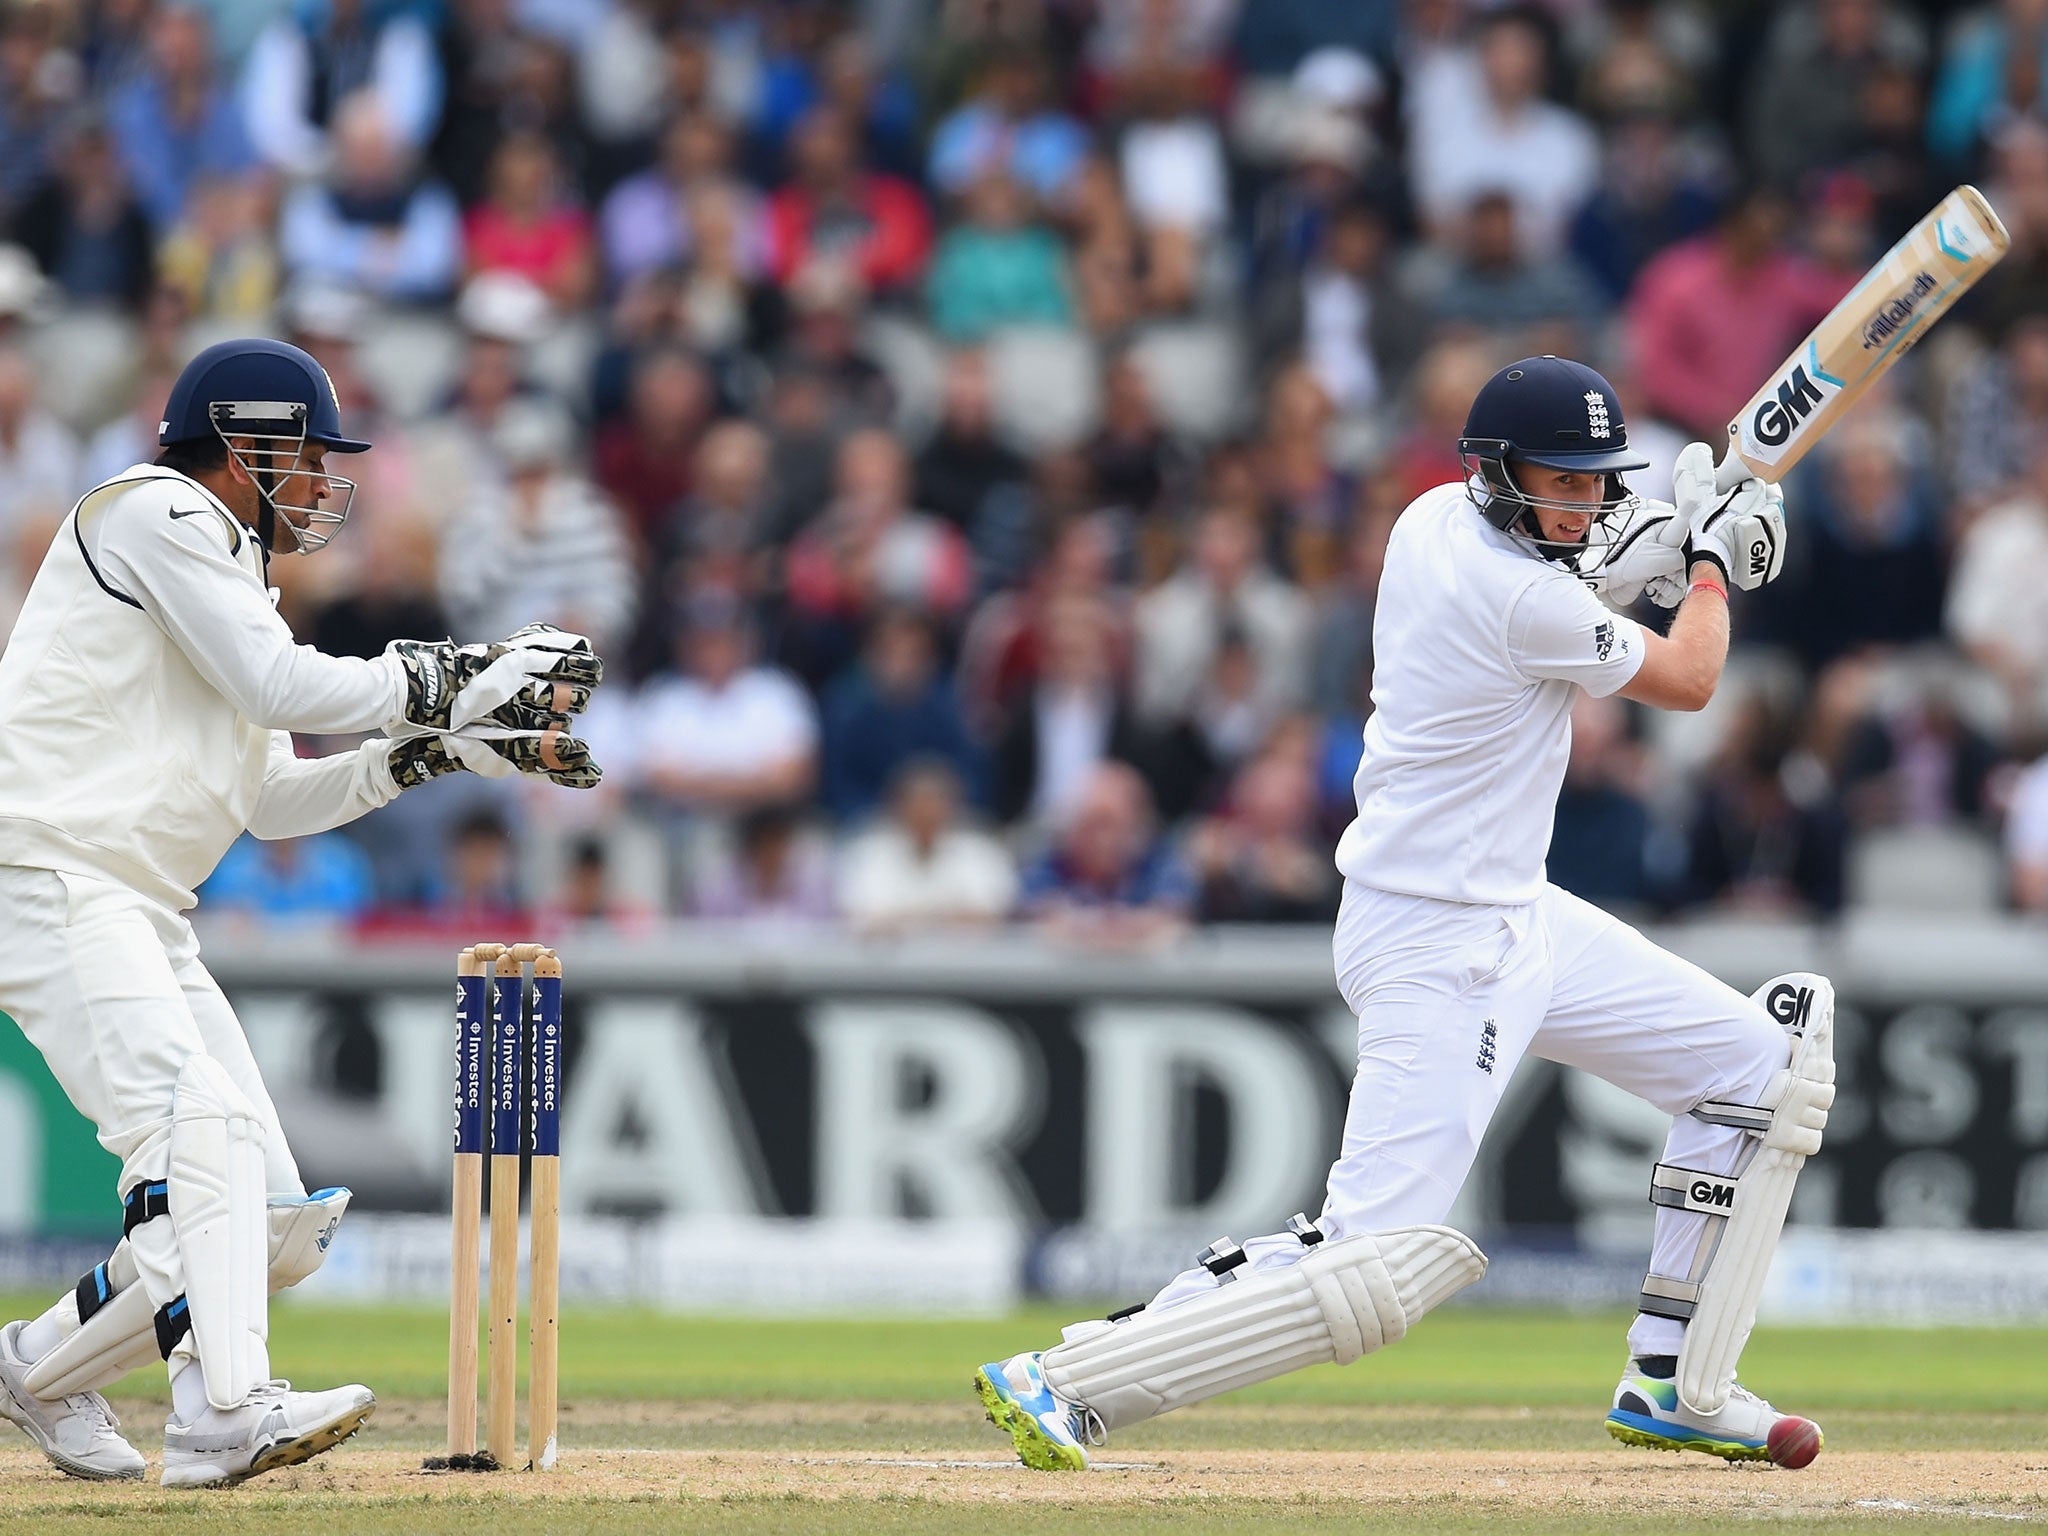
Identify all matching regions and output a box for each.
[1855,1499,2036,1522]
[851,1458,1163,1472]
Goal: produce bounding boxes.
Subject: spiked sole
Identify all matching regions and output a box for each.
[1606,1411,1770,1463]
[974,1369,1086,1472]
[243,1397,376,1482]
[164,1396,376,1488]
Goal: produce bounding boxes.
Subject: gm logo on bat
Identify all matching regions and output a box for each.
[1748,364,1828,448]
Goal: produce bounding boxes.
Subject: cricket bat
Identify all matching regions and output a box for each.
[1715,185,2011,492]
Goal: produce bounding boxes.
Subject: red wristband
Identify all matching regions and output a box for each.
[1689,577,1728,602]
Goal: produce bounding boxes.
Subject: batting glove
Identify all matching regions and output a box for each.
[1581,498,1688,609]
[1667,442,1786,591]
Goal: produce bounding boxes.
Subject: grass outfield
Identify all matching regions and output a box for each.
[0,1298,2041,1534]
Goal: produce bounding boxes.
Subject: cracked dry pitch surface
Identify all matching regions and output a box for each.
[0,1402,2041,1525]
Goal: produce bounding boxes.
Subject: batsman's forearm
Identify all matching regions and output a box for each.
[1620,561,1731,713]
[1668,561,1731,690]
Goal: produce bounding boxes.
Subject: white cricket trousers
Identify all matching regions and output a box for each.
[1147,880,1789,1360]
[0,865,304,1353]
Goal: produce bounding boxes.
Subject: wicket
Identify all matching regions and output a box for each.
[425,941,562,1472]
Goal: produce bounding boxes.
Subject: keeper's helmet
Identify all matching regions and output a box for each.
[1457,355,1647,564]
[159,338,371,554]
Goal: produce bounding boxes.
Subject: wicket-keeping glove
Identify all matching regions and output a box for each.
[386,624,603,735]
[386,722,603,791]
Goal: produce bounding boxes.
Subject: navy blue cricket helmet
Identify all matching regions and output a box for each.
[160,338,370,553]
[1457,355,1647,563]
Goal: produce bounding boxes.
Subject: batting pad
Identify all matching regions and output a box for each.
[169,1056,271,1410]
[1661,973,1835,1417]
[24,1190,351,1400]
[22,1240,155,1398]
[1040,1226,1487,1431]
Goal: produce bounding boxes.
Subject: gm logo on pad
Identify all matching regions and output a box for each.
[1688,1177,1737,1211]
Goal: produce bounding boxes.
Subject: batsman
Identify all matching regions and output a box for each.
[0,339,605,1486]
[977,356,1835,1471]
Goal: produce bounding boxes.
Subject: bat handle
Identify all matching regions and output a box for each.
[1713,447,1750,495]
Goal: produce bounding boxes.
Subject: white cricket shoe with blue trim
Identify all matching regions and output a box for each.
[974,1351,1102,1471]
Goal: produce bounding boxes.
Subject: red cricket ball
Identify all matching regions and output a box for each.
[1768,1415,1822,1469]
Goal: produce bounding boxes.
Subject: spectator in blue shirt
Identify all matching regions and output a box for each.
[279,90,462,301]
[12,113,157,311]
[200,832,377,925]
[1019,760,1195,948]
[928,52,1089,207]
[242,0,443,180]
[1928,2,2048,172]
[0,5,73,224]
[1751,410,1948,668]
[1230,0,1397,79]
[1545,694,1653,916]
[754,28,921,182]
[1566,104,1720,306]
[821,607,981,822]
[108,5,254,229]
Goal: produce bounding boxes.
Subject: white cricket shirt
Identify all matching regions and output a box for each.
[1334,482,1646,906]
[630,666,819,780]
[0,466,409,910]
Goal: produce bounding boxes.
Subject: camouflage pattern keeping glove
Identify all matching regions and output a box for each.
[387,735,467,790]
[387,624,603,734]
[445,721,603,789]
[386,724,603,791]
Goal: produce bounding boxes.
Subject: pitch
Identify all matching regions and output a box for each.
[0,1298,2039,1535]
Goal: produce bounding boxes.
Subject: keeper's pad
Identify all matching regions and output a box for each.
[23,1189,351,1400]
[267,1187,351,1289]
[169,1056,271,1410]
[1040,1224,1486,1431]
[1638,973,1835,1416]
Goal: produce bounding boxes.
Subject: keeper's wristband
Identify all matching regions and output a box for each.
[1689,577,1728,603]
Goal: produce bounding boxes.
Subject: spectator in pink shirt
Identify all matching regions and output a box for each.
[765,106,932,297]
[1626,190,1850,442]
[463,130,596,311]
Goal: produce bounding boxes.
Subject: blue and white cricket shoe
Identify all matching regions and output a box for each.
[974,1351,1102,1472]
[1606,1357,1822,1468]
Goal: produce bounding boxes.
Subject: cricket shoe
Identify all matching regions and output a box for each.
[1606,1357,1822,1468]
[974,1351,1103,1471]
[161,1380,375,1488]
[0,1319,146,1480]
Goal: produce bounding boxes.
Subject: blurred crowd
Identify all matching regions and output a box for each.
[5,0,2048,942]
